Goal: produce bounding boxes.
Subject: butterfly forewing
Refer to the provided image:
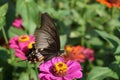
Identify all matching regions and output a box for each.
[27,13,62,63]
[34,13,60,53]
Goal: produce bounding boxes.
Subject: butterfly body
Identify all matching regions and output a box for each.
[26,13,63,63]
[26,45,44,63]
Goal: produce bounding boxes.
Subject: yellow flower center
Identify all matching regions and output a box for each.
[53,62,68,76]
[28,42,35,49]
[66,46,72,52]
[18,35,30,42]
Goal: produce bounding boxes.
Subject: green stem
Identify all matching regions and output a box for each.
[81,37,84,46]
[70,0,74,8]
[81,25,86,46]
[1,26,8,44]
[110,7,114,19]
[34,63,39,80]
[26,62,32,80]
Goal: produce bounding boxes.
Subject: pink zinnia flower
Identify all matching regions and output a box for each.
[83,48,94,61]
[12,18,23,29]
[9,35,35,60]
[39,57,83,80]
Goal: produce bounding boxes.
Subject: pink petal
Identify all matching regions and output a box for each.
[67,60,82,70]
[12,18,22,28]
[83,48,94,61]
[51,57,64,65]
[9,44,19,49]
[9,36,19,49]
[39,73,62,80]
[64,71,83,80]
[9,36,19,43]
[39,60,53,73]
[63,76,74,80]
[66,60,83,79]
[14,49,27,60]
[29,35,35,42]
[18,41,29,53]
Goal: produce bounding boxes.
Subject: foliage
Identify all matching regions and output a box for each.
[0,0,120,80]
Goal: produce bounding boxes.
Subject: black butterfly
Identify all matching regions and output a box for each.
[26,13,63,63]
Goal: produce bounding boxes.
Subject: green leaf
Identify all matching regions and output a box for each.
[60,34,67,49]
[0,3,8,30]
[0,46,10,62]
[114,45,120,54]
[87,37,103,46]
[29,66,38,80]
[19,72,29,80]
[0,67,3,80]
[11,61,27,67]
[115,55,120,61]
[109,61,120,78]
[0,3,8,17]
[87,67,119,80]
[69,30,81,38]
[16,0,39,34]
[95,30,120,48]
[8,27,27,38]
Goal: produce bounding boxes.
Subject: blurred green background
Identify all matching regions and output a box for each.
[0,0,120,80]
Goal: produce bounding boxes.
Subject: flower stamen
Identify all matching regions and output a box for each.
[18,35,30,42]
[65,45,72,52]
[53,62,68,76]
[28,41,35,49]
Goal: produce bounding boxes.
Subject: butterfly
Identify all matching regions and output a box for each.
[26,13,63,63]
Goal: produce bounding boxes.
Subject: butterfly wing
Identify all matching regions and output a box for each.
[34,13,60,53]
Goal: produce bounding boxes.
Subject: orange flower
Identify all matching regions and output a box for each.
[97,0,120,9]
[64,45,86,63]
[116,0,120,8]
[63,45,95,63]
